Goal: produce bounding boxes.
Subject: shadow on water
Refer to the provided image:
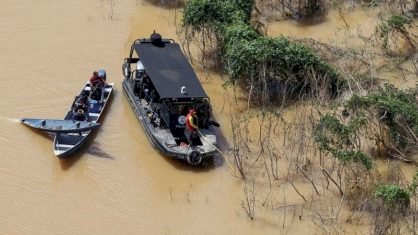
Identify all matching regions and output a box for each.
[86,142,115,160]
[59,132,116,171]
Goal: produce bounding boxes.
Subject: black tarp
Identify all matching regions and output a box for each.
[134,41,208,99]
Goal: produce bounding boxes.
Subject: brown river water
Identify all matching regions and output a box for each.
[1,1,416,234]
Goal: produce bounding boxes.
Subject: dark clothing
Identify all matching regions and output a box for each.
[73,110,88,121]
[72,95,90,121]
[90,85,102,101]
[185,112,199,146]
[184,128,198,146]
[74,96,89,112]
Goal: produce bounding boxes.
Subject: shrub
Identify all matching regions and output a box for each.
[346,84,418,155]
[374,184,410,208]
[314,113,373,169]
[182,0,345,105]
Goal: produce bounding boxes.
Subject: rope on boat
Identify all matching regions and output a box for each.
[197,130,227,158]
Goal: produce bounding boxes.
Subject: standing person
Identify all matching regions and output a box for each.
[185,109,199,145]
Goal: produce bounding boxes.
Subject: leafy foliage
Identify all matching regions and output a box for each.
[314,113,373,169]
[408,171,418,194]
[374,184,410,207]
[182,0,252,33]
[346,84,418,152]
[182,0,345,105]
[219,23,260,50]
[334,150,374,170]
[376,14,415,51]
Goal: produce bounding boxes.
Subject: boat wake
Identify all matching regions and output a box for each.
[0,117,20,123]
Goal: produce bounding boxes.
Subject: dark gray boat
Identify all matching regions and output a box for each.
[20,118,100,133]
[121,32,218,165]
[53,80,114,157]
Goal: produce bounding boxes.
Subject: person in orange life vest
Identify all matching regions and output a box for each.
[185,109,199,145]
[186,109,199,131]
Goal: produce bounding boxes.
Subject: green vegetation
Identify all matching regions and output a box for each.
[347,84,418,157]
[315,84,418,165]
[376,14,415,52]
[182,0,345,105]
[374,184,410,207]
[374,171,418,209]
[314,113,373,169]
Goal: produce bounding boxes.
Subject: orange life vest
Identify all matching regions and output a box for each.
[185,113,198,131]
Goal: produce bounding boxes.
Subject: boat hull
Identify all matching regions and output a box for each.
[53,82,114,157]
[20,118,100,133]
[122,79,216,165]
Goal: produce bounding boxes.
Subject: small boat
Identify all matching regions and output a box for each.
[121,32,219,165]
[53,78,114,157]
[20,118,101,133]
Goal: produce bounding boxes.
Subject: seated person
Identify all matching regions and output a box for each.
[72,92,90,121]
[89,71,106,101]
[89,71,105,88]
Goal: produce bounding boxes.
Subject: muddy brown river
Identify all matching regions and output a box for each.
[0,1,287,234]
[2,1,416,234]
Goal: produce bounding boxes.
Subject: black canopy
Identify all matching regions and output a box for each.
[134,41,208,99]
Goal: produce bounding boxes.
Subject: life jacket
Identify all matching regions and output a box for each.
[186,113,198,131]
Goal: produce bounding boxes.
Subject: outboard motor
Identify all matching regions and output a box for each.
[187,150,202,166]
[98,69,106,81]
